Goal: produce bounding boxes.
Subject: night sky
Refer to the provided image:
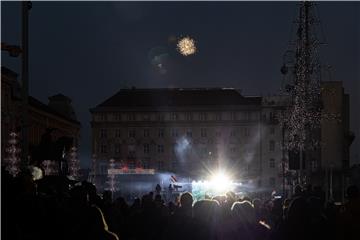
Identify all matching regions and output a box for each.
[2,1,359,167]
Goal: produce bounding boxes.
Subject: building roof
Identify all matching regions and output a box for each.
[94,88,262,109]
[29,96,80,125]
[1,66,18,79]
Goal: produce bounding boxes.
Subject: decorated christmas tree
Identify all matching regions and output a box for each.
[68,146,80,179]
[3,132,21,177]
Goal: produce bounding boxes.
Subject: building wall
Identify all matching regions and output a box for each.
[1,67,81,163]
[90,103,286,191]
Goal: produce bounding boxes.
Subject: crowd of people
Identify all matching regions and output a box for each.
[2,169,360,240]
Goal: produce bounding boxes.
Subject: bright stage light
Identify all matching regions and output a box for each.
[209,172,234,193]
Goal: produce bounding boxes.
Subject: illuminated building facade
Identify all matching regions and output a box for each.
[90,85,352,198]
[90,88,286,192]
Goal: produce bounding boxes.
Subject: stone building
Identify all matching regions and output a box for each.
[1,66,81,165]
[90,88,286,192]
[90,84,352,200]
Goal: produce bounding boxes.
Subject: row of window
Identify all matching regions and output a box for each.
[95,111,260,122]
[99,127,274,139]
[100,142,277,157]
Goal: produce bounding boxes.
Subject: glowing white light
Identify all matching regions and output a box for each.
[209,172,234,193]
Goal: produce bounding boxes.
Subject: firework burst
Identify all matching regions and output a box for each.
[177,36,196,56]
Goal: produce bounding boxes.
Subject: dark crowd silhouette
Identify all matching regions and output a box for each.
[2,169,360,240]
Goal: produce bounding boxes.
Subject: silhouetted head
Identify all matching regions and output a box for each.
[294,184,303,196]
[180,192,193,209]
[231,200,256,224]
[193,199,219,224]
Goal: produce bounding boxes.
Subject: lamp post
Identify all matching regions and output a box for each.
[21,1,31,169]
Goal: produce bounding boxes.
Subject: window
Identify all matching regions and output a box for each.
[171,128,179,137]
[245,112,250,121]
[128,149,136,157]
[231,112,236,121]
[215,113,222,121]
[269,177,276,187]
[270,127,275,135]
[199,112,207,121]
[115,129,121,138]
[269,140,275,151]
[200,147,208,157]
[142,159,150,169]
[201,128,207,138]
[100,129,107,138]
[100,144,107,153]
[230,147,236,153]
[185,113,193,121]
[157,144,164,153]
[158,161,164,170]
[127,113,136,121]
[115,144,121,154]
[114,113,121,121]
[171,113,178,121]
[269,112,276,121]
[216,131,221,137]
[129,129,136,138]
[99,114,107,121]
[142,114,150,120]
[230,130,236,137]
[144,129,150,137]
[143,144,150,154]
[244,128,250,137]
[157,113,165,121]
[158,129,164,138]
[269,158,275,168]
[186,129,192,138]
[172,158,178,170]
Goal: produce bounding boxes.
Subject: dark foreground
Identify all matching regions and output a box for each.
[2,170,360,240]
